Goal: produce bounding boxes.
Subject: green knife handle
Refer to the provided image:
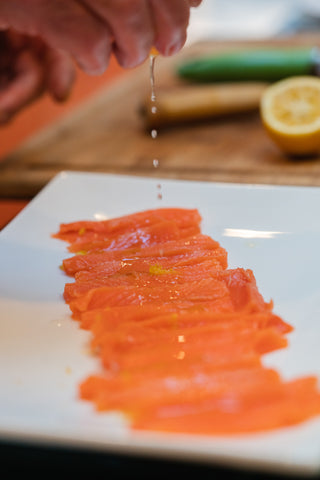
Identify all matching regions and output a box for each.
[177,48,317,82]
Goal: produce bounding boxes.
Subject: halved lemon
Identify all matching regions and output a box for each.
[260,76,320,155]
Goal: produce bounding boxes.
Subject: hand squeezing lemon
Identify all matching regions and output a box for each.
[260,76,320,156]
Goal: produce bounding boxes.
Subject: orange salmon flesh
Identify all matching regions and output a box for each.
[53,208,320,435]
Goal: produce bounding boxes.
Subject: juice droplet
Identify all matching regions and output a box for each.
[150,54,156,103]
[150,53,162,201]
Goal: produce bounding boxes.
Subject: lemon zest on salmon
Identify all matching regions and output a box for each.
[149,264,178,275]
[76,250,87,256]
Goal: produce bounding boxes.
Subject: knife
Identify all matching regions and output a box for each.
[140,82,267,129]
[177,47,320,83]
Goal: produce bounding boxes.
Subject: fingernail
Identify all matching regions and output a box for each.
[166,43,180,56]
[165,36,185,57]
[80,38,111,75]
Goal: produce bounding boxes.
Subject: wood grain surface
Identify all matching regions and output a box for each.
[2,34,320,199]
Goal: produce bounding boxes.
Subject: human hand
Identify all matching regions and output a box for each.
[0,0,202,75]
[0,29,75,123]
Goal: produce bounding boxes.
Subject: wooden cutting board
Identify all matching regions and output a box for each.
[2,33,320,199]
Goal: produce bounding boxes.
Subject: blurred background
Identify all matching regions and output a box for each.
[188,0,320,42]
[3,0,320,160]
[2,0,320,226]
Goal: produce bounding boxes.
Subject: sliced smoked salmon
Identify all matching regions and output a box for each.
[53,207,320,435]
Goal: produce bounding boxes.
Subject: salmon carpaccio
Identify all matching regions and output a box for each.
[53,208,320,435]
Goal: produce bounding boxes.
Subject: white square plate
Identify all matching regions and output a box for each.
[1,171,320,475]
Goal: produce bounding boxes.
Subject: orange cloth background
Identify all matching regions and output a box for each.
[0,56,126,229]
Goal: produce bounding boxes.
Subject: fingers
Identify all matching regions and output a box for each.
[80,0,194,68]
[0,0,202,80]
[37,0,113,74]
[0,31,76,124]
[81,0,154,68]
[1,0,113,75]
[45,48,76,101]
[77,0,201,67]
[150,0,190,57]
[0,50,44,123]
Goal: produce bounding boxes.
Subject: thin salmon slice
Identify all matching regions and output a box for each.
[53,208,202,252]
[79,304,185,330]
[98,327,287,375]
[64,259,230,303]
[80,366,281,412]
[62,233,227,276]
[67,220,200,254]
[54,208,202,241]
[89,310,292,352]
[67,269,270,317]
[132,377,320,435]
[68,278,235,318]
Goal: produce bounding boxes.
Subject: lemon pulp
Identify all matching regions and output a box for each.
[260,76,320,155]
